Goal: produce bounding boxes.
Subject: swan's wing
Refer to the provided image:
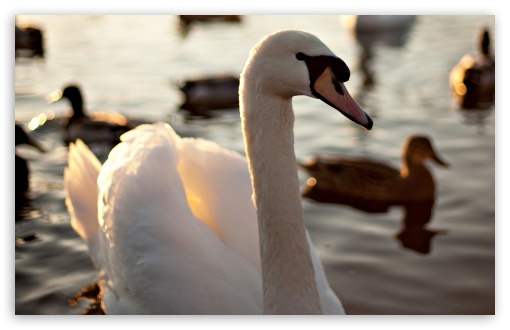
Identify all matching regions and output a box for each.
[177,136,260,268]
[94,123,261,314]
[64,139,102,263]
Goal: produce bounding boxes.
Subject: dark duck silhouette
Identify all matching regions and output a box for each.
[449,27,495,110]
[300,135,449,212]
[15,24,45,60]
[15,124,45,212]
[48,85,135,146]
[177,15,242,37]
[176,75,240,117]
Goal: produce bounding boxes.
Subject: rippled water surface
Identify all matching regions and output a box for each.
[14,15,495,315]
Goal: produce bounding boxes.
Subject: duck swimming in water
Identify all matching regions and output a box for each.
[449,27,495,110]
[300,135,448,212]
[176,75,240,117]
[48,85,135,146]
[15,124,45,211]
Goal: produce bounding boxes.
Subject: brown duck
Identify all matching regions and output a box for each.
[449,27,495,110]
[300,135,448,212]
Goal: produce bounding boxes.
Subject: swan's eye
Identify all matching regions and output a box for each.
[296,52,306,61]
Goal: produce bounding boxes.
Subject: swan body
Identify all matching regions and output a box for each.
[449,27,495,109]
[65,29,373,314]
[49,85,135,145]
[301,135,448,211]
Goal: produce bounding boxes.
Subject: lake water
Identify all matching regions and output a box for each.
[14,15,495,316]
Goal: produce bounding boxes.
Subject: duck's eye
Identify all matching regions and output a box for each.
[296,52,306,61]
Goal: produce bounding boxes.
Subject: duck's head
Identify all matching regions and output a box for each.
[240,30,373,130]
[402,135,448,168]
[61,85,83,101]
[479,27,491,56]
[47,85,85,119]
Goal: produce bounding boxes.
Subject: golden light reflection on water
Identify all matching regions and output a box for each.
[27,111,55,131]
[46,89,63,103]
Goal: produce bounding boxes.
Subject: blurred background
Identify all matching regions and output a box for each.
[14,15,495,315]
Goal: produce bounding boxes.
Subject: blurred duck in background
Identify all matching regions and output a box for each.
[340,15,417,97]
[47,85,135,146]
[176,75,240,118]
[341,15,417,41]
[300,135,448,210]
[15,124,45,212]
[15,23,45,60]
[177,15,242,37]
[449,27,495,110]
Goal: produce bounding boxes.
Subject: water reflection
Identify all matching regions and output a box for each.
[300,135,448,254]
[395,200,447,254]
[341,15,416,102]
[457,107,494,136]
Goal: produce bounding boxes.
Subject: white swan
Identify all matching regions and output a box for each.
[65,29,373,315]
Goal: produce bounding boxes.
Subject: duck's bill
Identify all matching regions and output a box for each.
[431,152,449,167]
[46,89,63,104]
[313,67,373,130]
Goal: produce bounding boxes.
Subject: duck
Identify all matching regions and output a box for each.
[177,15,242,37]
[15,24,44,60]
[300,135,448,212]
[341,15,416,94]
[64,29,373,315]
[47,85,135,146]
[15,124,45,211]
[176,75,240,117]
[449,27,495,110]
[341,15,417,47]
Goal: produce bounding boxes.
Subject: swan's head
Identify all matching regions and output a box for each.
[241,30,373,130]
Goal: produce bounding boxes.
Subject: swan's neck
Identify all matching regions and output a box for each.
[241,85,322,314]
